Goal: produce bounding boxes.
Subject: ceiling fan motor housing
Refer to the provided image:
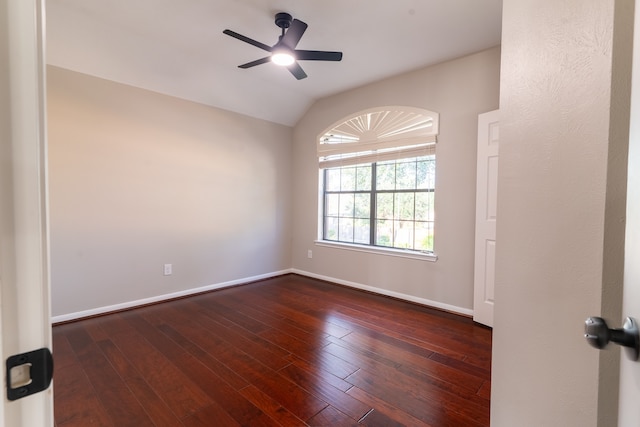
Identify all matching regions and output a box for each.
[275,13,292,30]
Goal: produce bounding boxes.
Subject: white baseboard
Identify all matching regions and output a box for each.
[291,269,473,317]
[52,268,472,323]
[51,269,294,324]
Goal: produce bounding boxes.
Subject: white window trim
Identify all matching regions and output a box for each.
[314,240,438,262]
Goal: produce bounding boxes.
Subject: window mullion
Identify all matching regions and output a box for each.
[412,160,417,250]
[322,169,328,240]
[370,162,376,246]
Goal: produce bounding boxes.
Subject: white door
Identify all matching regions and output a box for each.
[473,110,499,327]
[618,1,640,423]
[0,0,54,426]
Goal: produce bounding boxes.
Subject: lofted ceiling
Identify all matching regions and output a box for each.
[46,0,503,126]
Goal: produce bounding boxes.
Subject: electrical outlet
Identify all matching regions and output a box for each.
[163,264,172,276]
[307,250,313,259]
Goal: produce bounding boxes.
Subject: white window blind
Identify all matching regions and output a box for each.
[317,107,439,168]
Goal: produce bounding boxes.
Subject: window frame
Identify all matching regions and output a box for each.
[316,106,439,261]
[320,155,436,256]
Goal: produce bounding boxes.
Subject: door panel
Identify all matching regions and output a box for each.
[474,110,499,327]
[0,0,53,425]
[618,2,640,424]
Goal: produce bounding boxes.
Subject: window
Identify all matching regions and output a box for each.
[323,155,435,251]
[318,107,439,254]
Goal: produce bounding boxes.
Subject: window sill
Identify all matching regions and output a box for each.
[314,240,438,262]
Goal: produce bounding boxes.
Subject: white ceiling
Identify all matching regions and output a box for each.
[46,0,503,126]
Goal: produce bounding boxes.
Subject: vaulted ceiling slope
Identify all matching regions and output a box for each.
[46,0,503,126]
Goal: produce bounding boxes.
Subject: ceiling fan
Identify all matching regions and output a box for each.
[223,12,343,80]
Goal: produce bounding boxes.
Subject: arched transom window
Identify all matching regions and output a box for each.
[317,107,440,255]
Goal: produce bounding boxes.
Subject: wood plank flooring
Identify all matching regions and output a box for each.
[53,274,492,427]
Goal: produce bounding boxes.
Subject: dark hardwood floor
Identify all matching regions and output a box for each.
[52,274,491,427]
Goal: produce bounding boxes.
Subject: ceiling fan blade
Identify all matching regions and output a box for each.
[287,62,307,80]
[280,19,308,49]
[223,29,272,52]
[295,50,343,61]
[238,57,271,69]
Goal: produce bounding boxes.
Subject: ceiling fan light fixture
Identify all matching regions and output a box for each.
[271,48,295,66]
[223,13,342,79]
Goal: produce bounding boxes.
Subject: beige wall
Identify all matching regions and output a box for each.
[492,1,631,425]
[47,48,500,319]
[47,66,293,319]
[290,47,501,313]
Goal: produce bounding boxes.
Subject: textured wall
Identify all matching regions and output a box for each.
[492,1,632,425]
